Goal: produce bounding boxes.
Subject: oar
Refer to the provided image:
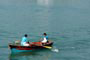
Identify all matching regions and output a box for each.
[43,46,52,49]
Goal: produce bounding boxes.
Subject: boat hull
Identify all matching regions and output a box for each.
[9,41,53,53]
[10,48,33,53]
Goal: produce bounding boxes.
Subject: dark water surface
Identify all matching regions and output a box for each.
[0,0,90,60]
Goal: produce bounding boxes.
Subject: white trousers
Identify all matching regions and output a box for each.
[41,37,47,43]
[21,42,29,46]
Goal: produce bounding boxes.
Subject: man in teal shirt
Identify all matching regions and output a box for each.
[21,34,29,46]
[41,33,48,43]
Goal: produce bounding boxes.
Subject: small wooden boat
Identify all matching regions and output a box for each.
[8,40,53,53]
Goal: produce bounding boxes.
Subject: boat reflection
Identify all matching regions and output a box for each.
[9,49,52,60]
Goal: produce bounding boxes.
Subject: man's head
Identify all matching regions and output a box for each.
[24,34,28,37]
[43,33,47,36]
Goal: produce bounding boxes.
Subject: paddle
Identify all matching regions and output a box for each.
[43,46,52,49]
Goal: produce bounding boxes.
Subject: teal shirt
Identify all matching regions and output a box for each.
[43,36,48,40]
[21,37,28,44]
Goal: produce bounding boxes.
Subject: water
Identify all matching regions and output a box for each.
[0,0,90,60]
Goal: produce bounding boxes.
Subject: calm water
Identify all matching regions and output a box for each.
[0,0,90,60]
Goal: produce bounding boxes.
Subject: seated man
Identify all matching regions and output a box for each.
[21,34,30,46]
[31,33,49,46]
[41,33,48,43]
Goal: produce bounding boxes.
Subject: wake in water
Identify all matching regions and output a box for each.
[51,46,59,53]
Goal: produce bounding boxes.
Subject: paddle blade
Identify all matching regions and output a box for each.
[44,46,52,49]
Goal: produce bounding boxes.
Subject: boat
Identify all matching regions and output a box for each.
[8,40,53,53]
